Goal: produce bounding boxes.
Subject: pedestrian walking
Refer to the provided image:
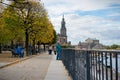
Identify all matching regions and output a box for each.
[48,45,52,55]
[52,45,56,55]
[56,42,62,60]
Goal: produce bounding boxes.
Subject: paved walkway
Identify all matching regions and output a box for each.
[45,54,69,80]
[0,52,70,80]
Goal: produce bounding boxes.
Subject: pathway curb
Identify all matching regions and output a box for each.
[0,54,39,69]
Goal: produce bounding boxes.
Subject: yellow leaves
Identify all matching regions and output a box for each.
[0,0,55,45]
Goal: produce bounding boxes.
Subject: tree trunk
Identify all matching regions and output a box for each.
[43,44,45,51]
[37,41,40,53]
[11,40,14,49]
[0,43,2,53]
[32,38,35,55]
[25,29,29,56]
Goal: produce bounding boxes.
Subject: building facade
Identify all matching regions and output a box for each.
[77,38,104,49]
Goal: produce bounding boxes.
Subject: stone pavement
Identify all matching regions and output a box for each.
[45,54,70,80]
[0,51,34,68]
[0,52,71,80]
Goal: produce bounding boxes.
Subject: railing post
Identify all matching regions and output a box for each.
[110,52,113,80]
[86,51,91,80]
[101,52,104,80]
[115,52,118,80]
[105,52,108,80]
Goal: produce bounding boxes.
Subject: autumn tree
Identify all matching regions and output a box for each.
[4,1,45,55]
[29,13,55,53]
[2,0,55,55]
[0,1,6,53]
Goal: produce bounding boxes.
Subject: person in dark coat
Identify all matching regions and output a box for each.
[56,42,62,60]
[16,45,24,58]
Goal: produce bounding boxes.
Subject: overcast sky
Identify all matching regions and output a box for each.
[42,0,120,45]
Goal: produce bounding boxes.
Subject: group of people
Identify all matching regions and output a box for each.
[12,45,24,58]
[12,42,61,60]
[48,42,62,60]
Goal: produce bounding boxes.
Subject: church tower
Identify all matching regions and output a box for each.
[60,15,67,36]
[57,15,67,45]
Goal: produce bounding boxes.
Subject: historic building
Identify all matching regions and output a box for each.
[57,15,69,45]
[77,38,104,49]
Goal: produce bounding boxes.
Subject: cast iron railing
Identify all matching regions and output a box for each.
[61,49,120,80]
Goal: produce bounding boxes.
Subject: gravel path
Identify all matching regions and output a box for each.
[0,53,52,80]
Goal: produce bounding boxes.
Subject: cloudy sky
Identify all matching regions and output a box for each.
[42,0,120,45]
